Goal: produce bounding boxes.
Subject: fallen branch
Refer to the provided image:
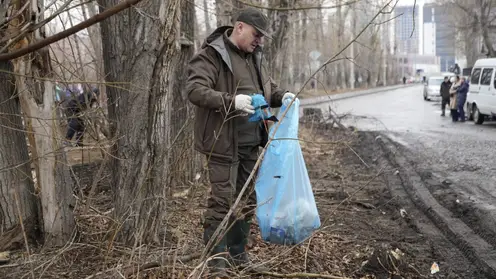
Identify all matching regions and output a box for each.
[85,252,202,279]
[256,270,351,279]
[122,252,202,276]
[344,142,370,168]
[0,263,20,269]
[327,105,347,130]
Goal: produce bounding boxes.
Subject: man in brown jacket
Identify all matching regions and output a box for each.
[186,7,295,277]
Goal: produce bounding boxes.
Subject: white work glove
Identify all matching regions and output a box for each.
[283,92,296,101]
[235,94,255,114]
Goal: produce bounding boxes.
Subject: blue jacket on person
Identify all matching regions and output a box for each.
[457,81,469,96]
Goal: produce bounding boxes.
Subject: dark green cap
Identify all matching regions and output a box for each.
[234,7,272,39]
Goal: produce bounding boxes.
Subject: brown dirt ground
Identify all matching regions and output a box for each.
[0,124,458,279]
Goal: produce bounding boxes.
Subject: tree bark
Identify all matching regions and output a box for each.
[168,0,200,188]
[267,0,292,85]
[0,60,40,251]
[293,10,301,88]
[98,0,181,244]
[82,2,110,140]
[215,0,233,26]
[336,1,347,89]
[381,11,388,86]
[479,0,496,57]
[299,8,308,85]
[349,3,356,89]
[464,23,480,67]
[8,0,75,247]
[203,0,212,34]
[83,2,105,99]
[12,57,76,247]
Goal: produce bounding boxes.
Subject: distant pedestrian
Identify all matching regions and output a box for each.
[440,76,452,116]
[65,88,99,146]
[403,76,406,84]
[456,76,469,122]
[449,76,461,122]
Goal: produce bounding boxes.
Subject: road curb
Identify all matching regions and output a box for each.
[376,134,496,278]
[300,84,417,106]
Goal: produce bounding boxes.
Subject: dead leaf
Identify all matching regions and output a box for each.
[0,251,10,264]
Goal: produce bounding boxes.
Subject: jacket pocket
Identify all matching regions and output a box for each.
[202,111,233,158]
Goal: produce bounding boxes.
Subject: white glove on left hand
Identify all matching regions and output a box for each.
[283,92,296,101]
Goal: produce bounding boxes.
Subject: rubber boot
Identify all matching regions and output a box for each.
[227,220,268,273]
[227,220,250,266]
[203,224,229,278]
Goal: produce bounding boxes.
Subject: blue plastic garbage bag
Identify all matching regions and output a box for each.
[254,97,321,245]
[249,94,278,122]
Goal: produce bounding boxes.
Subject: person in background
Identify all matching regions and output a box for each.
[440,76,452,116]
[456,76,469,122]
[449,76,461,122]
[65,87,99,146]
[185,7,295,277]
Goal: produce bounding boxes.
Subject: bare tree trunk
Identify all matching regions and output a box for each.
[349,3,356,89]
[299,9,308,85]
[9,0,75,247]
[327,13,338,90]
[452,0,495,60]
[317,0,327,89]
[66,14,85,81]
[293,10,301,88]
[267,0,292,84]
[203,0,212,34]
[83,2,105,99]
[0,60,40,251]
[168,0,200,188]
[336,1,347,89]
[479,0,496,57]
[372,42,379,86]
[13,58,76,246]
[82,2,110,140]
[381,12,388,86]
[98,0,181,244]
[464,23,480,67]
[232,0,245,12]
[215,0,233,26]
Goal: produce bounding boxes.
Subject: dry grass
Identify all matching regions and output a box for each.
[0,124,445,279]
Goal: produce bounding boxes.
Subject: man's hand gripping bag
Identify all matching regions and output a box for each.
[255,98,321,245]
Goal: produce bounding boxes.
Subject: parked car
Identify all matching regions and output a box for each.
[466,58,496,124]
[423,76,445,101]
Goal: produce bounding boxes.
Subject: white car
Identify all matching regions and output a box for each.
[423,76,445,101]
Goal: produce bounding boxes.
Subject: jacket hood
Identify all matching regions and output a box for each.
[201,26,232,49]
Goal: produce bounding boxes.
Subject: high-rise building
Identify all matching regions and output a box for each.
[394,5,420,54]
[423,3,457,72]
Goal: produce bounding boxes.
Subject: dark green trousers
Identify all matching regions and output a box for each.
[203,145,259,248]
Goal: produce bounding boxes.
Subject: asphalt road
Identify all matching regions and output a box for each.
[301,84,496,241]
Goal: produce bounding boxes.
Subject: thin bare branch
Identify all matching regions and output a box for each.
[237,0,359,11]
[0,0,144,61]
